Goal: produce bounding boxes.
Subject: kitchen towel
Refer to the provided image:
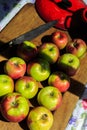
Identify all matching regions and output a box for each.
[0,0,36,31]
[66,84,87,130]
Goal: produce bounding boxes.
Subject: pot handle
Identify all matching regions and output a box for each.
[64,15,72,29]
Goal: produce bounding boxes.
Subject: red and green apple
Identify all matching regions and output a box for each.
[27,106,53,130]
[57,53,80,76]
[17,41,38,62]
[66,38,87,58]
[0,92,30,122]
[48,71,70,92]
[38,42,60,64]
[4,57,26,79]
[37,86,62,111]
[52,31,69,50]
[27,58,51,82]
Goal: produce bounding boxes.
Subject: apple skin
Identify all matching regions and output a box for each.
[48,71,70,92]
[27,58,51,82]
[52,31,69,50]
[37,86,62,111]
[0,92,30,122]
[17,41,38,62]
[0,74,14,97]
[38,42,60,64]
[66,38,87,58]
[57,53,80,76]
[4,57,26,79]
[15,76,39,99]
[27,106,53,130]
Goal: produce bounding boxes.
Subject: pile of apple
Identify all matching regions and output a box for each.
[0,30,87,130]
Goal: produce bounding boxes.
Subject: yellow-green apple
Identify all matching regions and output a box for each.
[37,86,62,111]
[57,53,80,76]
[27,58,51,82]
[15,76,39,99]
[48,71,70,92]
[38,42,60,64]
[4,57,26,79]
[17,41,38,62]
[0,92,29,122]
[27,106,53,130]
[52,31,69,50]
[66,38,87,58]
[0,74,14,97]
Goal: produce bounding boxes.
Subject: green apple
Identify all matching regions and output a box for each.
[37,86,62,111]
[27,106,53,130]
[38,42,60,64]
[15,76,39,99]
[0,92,30,122]
[57,53,80,76]
[27,58,51,81]
[0,74,14,97]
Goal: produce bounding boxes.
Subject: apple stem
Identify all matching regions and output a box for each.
[60,73,65,80]
[42,114,48,120]
[74,41,79,48]
[49,47,54,51]
[14,62,19,67]
[50,92,54,97]
[11,101,18,107]
[69,58,73,63]
[26,84,29,88]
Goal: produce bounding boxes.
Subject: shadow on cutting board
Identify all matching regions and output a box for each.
[68,78,85,99]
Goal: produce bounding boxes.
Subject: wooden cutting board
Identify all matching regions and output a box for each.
[0,4,87,130]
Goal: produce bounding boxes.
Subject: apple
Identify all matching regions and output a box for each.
[0,74,14,97]
[0,92,30,122]
[27,58,51,82]
[52,31,69,49]
[57,53,80,76]
[37,86,62,111]
[48,71,70,92]
[38,42,60,64]
[66,38,87,58]
[17,41,38,62]
[4,57,26,79]
[15,76,39,99]
[27,106,53,130]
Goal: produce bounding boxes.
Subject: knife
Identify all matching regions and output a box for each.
[0,20,57,52]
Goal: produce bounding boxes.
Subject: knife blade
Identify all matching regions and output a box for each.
[0,20,57,52]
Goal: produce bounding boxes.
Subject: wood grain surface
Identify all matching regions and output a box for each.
[0,4,87,130]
